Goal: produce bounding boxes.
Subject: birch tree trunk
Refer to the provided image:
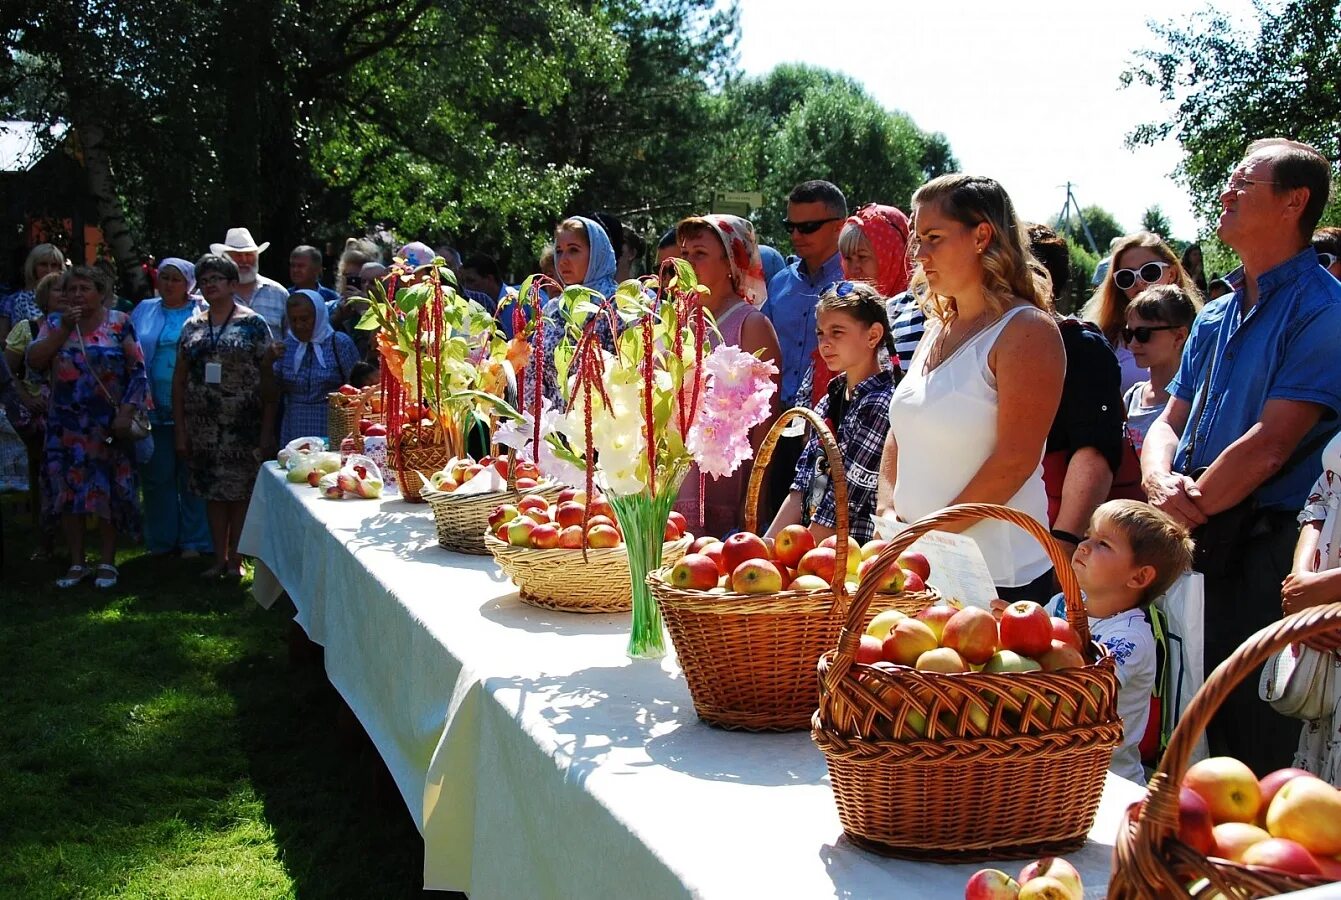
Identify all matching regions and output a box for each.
[73,118,152,301]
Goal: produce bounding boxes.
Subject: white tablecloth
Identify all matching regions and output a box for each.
[239,464,1146,898]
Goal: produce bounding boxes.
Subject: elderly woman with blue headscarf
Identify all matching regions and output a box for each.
[130,257,212,556]
[273,288,360,445]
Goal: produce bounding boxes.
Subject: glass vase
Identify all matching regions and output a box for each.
[609,470,688,660]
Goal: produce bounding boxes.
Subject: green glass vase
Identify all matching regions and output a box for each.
[608,470,688,660]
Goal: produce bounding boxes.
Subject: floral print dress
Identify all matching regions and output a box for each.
[178,307,272,502]
[39,311,149,533]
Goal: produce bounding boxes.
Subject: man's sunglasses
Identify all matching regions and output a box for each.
[1121,324,1178,344]
[1318,251,1337,269]
[782,217,841,235]
[1112,261,1172,291]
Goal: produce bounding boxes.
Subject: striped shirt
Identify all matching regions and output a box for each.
[885,291,926,373]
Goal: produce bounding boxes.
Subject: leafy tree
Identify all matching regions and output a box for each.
[1123,0,1341,226]
[1140,205,1175,242]
[1060,239,1101,316]
[1056,205,1125,256]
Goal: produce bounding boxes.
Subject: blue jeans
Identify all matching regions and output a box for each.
[138,421,212,554]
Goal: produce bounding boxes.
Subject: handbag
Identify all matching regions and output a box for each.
[1259,644,1337,720]
[76,323,153,455]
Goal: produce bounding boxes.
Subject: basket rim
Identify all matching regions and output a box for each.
[420,479,563,506]
[648,566,942,611]
[484,531,691,561]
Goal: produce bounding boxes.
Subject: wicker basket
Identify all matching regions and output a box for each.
[422,454,563,554]
[812,502,1122,860]
[327,390,367,449]
[394,434,451,503]
[648,407,939,732]
[486,532,692,613]
[1111,603,1341,898]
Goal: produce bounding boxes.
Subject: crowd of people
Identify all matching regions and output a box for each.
[1,136,1339,785]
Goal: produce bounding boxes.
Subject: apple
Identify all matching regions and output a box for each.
[856,634,883,665]
[964,869,1020,900]
[518,495,549,515]
[558,525,584,549]
[337,383,360,396]
[797,546,837,583]
[820,534,863,574]
[586,524,621,549]
[1258,768,1314,823]
[589,497,615,520]
[866,609,909,639]
[915,604,956,642]
[670,554,719,591]
[901,570,926,593]
[506,517,536,547]
[984,650,1043,675]
[488,503,519,529]
[1241,837,1324,877]
[701,541,725,574]
[523,508,550,524]
[530,523,561,549]
[858,556,905,592]
[514,477,538,489]
[1000,601,1053,658]
[586,515,616,530]
[731,559,783,594]
[943,607,1001,665]
[664,520,683,541]
[1017,858,1082,900]
[1212,822,1271,863]
[1184,756,1262,824]
[494,522,509,542]
[555,501,586,529]
[882,619,939,667]
[1049,617,1084,654]
[1037,640,1085,672]
[690,535,717,553]
[1318,855,1341,880]
[1177,787,1217,855]
[860,538,891,561]
[492,457,511,479]
[306,469,322,487]
[513,460,540,480]
[721,532,770,575]
[556,487,587,505]
[1017,877,1073,900]
[788,574,829,591]
[1266,775,1341,855]
[364,423,386,437]
[915,647,968,673]
[897,551,931,582]
[774,524,817,568]
[667,510,688,534]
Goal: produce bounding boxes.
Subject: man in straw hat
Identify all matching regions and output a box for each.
[210,227,288,336]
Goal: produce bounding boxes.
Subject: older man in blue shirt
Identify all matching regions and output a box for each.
[1142,138,1341,773]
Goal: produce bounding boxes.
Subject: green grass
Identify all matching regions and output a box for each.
[0,497,430,898]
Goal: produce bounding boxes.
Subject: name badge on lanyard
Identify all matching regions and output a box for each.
[205,362,222,384]
[205,313,231,385]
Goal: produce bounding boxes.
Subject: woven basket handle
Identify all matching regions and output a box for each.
[1133,602,1341,849]
[823,502,1084,694]
[744,406,850,598]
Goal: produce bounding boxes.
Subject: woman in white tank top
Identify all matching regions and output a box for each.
[877,175,1065,600]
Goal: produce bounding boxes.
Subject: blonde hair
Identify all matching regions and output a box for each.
[33,271,64,314]
[338,238,380,294]
[1082,232,1202,342]
[908,174,1051,323]
[554,217,591,248]
[1093,499,1195,604]
[837,221,872,258]
[24,243,66,289]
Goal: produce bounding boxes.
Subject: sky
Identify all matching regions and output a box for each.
[735,0,1260,245]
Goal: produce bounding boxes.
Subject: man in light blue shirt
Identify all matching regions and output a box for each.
[1141,138,1341,773]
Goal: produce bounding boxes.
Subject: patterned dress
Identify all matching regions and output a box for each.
[39,311,149,533]
[178,307,273,502]
[275,332,360,445]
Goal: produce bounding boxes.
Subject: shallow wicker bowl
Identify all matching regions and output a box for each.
[486,533,692,613]
[422,481,563,555]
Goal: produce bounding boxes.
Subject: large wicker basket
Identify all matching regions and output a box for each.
[486,532,692,613]
[421,454,563,554]
[812,502,1122,860]
[394,432,451,503]
[648,408,939,732]
[1111,603,1341,898]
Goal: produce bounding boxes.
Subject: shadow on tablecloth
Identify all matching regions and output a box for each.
[476,593,631,637]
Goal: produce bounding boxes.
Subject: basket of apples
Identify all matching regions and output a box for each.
[1110,603,1341,899]
[327,384,371,448]
[484,487,693,613]
[646,408,941,732]
[811,502,1123,860]
[420,450,559,554]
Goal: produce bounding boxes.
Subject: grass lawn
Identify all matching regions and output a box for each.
[0,496,434,898]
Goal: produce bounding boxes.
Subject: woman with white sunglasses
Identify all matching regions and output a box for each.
[1082,231,1203,393]
[1312,226,1341,281]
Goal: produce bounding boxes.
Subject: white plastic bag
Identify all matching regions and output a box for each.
[1155,570,1209,765]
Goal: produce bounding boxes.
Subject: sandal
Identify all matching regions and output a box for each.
[56,565,91,588]
[94,564,119,590]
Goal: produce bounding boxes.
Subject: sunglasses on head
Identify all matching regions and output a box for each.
[1112,261,1172,291]
[1318,251,1337,269]
[782,217,841,235]
[1121,324,1178,344]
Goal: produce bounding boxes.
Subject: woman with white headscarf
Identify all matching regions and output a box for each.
[273,288,360,445]
[130,257,212,556]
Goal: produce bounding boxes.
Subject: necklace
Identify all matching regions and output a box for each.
[928,310,996,370]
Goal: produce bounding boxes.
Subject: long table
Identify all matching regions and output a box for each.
[239,464,1146,898]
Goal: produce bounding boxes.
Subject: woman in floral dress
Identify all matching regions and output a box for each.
[26,265,148,589]
[173,255,278,579]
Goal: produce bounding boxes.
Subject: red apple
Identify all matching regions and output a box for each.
[964,869,1020,900]
[796,546,837,583]
[530,523,561,549]
[494,522,509,542]
[731,559,783,594]
[1212,822,1272,863]
[1038,640,1085,672]
[556,487,587,505]
[585,515,616,530]
[1177,787,1217,855]
[1266,775,1341,856]
[1000,601,1053,658]
[721,532,770,575]
[1258,768,1314,823]
[1017,858,1082,900]
[701,541,725,574]
[788,574,829,591]
[518,495,549,515]
[558,525,584,549]
[1017,877,1073,900]
[690,535,718,553]
[488,503,519,529]
[586,524,621,548]
[514,477,538,489]
[896,551,931,582]
[667,510,688,533]
[549,501,580,529]
[306,469,321,487]
[589,497,615,520]
[858,556,905,592]
[1317,855,1341,880]
[664,519,683,541]
[943,607,1000,665]
[1184,756,1262,825]
[915,604,956,642]
[882,619,939,667]
[1050,617,1084,654]
[866,609,908,639]
[820,534,863,574]
[774,524,817,568]
[1241,837,1323,877]
[363,423,386,437]
[861,538,891,560]
[915,647,968,673]
[856,634,883,665]
[902,570,926,593]
[670,554,719,591]
[506,517,536,547]
[492,457,511,479]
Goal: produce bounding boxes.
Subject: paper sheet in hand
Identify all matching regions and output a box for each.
[871,515,997,609]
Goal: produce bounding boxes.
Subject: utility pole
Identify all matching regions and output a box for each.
[1056,182,1100,255]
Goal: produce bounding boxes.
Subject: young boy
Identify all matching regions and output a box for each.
[1053,499,1194,785]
